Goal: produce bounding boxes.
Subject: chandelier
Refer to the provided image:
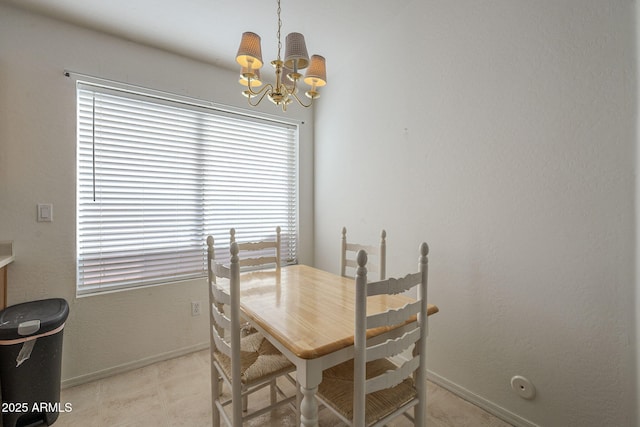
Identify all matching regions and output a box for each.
[235,0,327,111]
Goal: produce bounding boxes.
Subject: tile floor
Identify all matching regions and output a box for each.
[56,350,513,426]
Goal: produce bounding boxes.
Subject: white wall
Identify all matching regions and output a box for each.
[314,1,636,426]
[0,4,314,385]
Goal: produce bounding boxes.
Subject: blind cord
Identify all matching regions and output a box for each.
[92,96,96,202]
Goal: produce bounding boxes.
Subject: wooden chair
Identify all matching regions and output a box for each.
[318,243,431,427]
[340,227,386,280]
[207,235,297,427]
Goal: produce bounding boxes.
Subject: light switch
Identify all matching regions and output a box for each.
[37,204,53,222]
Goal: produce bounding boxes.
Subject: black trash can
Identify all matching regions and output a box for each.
[0,298,69,427]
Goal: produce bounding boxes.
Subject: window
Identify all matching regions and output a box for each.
[76,82,298,295]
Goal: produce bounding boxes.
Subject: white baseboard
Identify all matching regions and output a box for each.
[427,370,540,427]
[388,352,538,427]
[61,342,209,389]
[62,343,538,427]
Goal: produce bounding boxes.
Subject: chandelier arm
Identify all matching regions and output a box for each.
[280,78,312,108]
[245,82,273,97]
[290,90,313,108]
[247,85,273,107]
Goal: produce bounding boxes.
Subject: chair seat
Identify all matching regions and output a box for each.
[318,358,417,425]
[214,331,294,384]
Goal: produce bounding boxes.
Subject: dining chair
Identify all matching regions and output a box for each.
[340,227,386,280]
[207,235,297,427]
[317,243,430,427]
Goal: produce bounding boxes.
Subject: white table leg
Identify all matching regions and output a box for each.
[295,357,324,427]
[300,385,319,427]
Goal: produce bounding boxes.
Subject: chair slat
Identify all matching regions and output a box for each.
[346,242,379,255]
[214,263,230,279]
[367,272,421,296]
[346,259,379,271]
[345,259,358,268]
[211,284,230,306]
[211,302,231,331]
[365,356,420,395]
[212,326,232,358]
[366,328,421,362]
[367,300,421,329]
[237,241,279,251]
[238,256,278,268]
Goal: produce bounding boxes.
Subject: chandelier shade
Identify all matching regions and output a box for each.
[239,67,262,88]
[284,32,309,71]
[236,32,263,70]
[304,55,327,87]
[235,0,326,111]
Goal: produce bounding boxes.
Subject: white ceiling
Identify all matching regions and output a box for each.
[2,0,404,75]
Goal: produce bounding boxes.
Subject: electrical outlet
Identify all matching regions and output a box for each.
[191,301,201,316]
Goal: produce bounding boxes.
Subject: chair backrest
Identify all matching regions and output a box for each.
[230,226,281,272]
[353,242,429,427]
[206,234,241,366]
[206,236,243,425]
[340,227,386,279]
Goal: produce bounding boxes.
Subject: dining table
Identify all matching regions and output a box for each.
[236,264,439,427]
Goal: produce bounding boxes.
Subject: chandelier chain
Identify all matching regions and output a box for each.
[276,0,282,61]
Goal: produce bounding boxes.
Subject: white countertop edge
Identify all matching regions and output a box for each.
[0,241,14,268]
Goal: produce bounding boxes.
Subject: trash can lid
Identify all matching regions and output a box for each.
[0,298,69,340]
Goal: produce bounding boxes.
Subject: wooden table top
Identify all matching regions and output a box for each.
[236,264,439,360]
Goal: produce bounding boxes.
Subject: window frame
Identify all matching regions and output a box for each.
[74,77,300,296]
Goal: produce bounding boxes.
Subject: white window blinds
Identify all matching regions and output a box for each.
[76,82,298,295]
